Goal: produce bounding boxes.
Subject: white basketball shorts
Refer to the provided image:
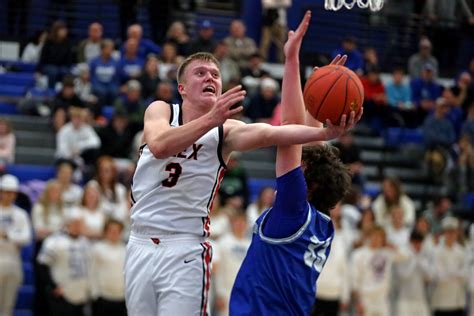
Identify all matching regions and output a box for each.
[125,232,212,316]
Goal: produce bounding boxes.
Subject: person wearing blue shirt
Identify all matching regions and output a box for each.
[89,40,119,107]
[117,38,145,84]
[230,12,358,316]
[120,24,160,60]
[385,67,416,127]
[332,37,363,75]
[410,63,443,125]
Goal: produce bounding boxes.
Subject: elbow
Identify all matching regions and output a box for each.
[148,142,173,159]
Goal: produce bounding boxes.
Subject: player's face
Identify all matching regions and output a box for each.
[179,60,222,106]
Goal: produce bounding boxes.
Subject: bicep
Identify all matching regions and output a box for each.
[224,121,273,153]
[143,101,172,143]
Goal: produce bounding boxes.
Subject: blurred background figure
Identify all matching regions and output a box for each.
[0,118,16,167]
[260,0,291,62]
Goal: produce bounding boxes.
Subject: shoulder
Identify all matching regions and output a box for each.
[145,101,172,118]
[223,118,246,135]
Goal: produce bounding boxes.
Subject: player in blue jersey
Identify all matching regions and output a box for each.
[230,11,362,315]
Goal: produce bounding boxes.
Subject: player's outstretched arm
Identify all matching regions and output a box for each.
[145,86,245,158]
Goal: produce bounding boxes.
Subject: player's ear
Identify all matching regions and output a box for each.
[178,83,185,95]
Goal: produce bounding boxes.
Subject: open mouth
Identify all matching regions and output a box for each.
[202,85,216,95]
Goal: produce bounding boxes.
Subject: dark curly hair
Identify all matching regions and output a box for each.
[302,145,351,214]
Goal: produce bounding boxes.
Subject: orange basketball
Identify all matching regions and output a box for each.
[303,64,364,125]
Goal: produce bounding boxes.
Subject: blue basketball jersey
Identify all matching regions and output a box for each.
[230,168,334,315]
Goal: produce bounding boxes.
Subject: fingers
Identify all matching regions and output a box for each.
[337,55,347,66]
[330,54,341,65]
[219,86,246,105]
[356,107,364,122]
[228,105,244,117]
[339,114,347,129]
[295,11,311,36]
[347,111,355,128]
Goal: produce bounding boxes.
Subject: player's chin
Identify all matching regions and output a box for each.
[201,93,217,104]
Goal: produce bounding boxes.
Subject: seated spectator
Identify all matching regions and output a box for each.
[88,156,128,222]
[121,24,160,60]
[372,177,415,229]
[461,102,474,144]
[90,219,127,316]
[332,37,363,75]
[90,39,119,108]
[78,182,107,240]
[422,97,456,151]
[334,131,365,188]
[422,194,453,237]
[98,110,134,159]
[0,174,33,316]
[408,37,439,78]
[449,134,474,198]
[188,20,217,54]
[138,54,161,100]
[213,41,241,90]
[442,88,464,138]
[411,63,443,124]
[50,76,85,132]
[246,186,275,226]
[240,53,269,95]
[352,208,376,249]
[77,22,103,63]
[363,47,379,75]
[37,21,74,89]
[385,67,416,127]
[160,41,182,65]
[114,80,146,132]
[55,160,83,207]
[385,205,410,248]
[55,107,101,167]
[74,64,99,116]
[0,118,16,166]
[451,71,474,113]
[151,81,178,104]
[219,153,249,210]
[361,66,387,132]
[21,29,48,64]
[245,77,280,123]
[32,180,67,243]
[37,209,90,316]
[165,21,190,57]
[224,19,258,68]
[118,38,144,84]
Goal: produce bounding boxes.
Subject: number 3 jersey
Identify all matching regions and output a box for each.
[130,103,226,237]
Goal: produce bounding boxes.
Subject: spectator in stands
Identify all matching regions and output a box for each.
[411,63,443,124]
[414,215,436,255]
[90,219,127,316]
[451,71,474,113]
[77,22,103,64]
[246,186,275,226]
[50,76,85,132]
[37,209,90,316]
[431,216,468,315]
[114,79,146,132]
[55,160,83,207]
[74,64,99,116]
[98,110,134,160]
[0,174,32,316]
[55,106,101,167]
[363,47,380,75]
[118,38,144,85]
[121,24,160,60]
[139,54,161,100]
[394,230,431,316]
[426,0,474,75]
[422,97,456,151]
[224,20,258,68]
[21,29,48,64]
[422,194,453,237]
[214,210,251,316]
[90,40,119,108]
[385,67,416,127]
[220,153,249,210]
[408,37,439,79]
[312,202,350,316]
[334,131,365,189]
[0,118,16,166]
[259,0,291,63]
[213,41,241,90]
[88,156,128,222]
[372,177,416,229]
[241,53,270,95]
[151,81,178,104]
[442,88,464,138]
[38,21,74,89]
[78,182,107,240]
[32,180,67,243]
[165,21,190,57]
[352,208,376,249]
[245,77,280,123]
[361,65,388,132]
[188,20,217,54]
[160,41,182,66]
[462,102,474,144]
[385,205,410,248]
[449,134,474,198]
[209,195,230,241]
[332,37,364,75]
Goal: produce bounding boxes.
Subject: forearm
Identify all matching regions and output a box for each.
[281,59,305,125]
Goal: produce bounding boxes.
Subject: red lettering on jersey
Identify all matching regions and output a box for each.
[188,144,203,160]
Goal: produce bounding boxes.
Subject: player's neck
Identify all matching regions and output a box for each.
[181,100,211,124]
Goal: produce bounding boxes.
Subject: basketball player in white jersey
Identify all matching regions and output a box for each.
[125,24,356,314]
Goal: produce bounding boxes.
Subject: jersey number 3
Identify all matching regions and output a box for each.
[162,163,182,187]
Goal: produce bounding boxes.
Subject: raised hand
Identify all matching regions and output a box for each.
[283,10,311,61]
[324,108,364,140]
[313,54,347,72]
[210,85,246,125]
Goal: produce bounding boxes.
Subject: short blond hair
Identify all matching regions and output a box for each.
[177,52,220,84]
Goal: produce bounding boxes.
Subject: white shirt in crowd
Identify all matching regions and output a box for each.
[213,232,251,316]
[55,122,101,160]
[394,244,431,316]
[21,42,43,64]
[0,133,16,164]
[372,195,416,228]
[90,240,126,301]
[0,204,32,264]
[316,230,350,304]
[430,241,467,312]
[87,180,128,222]
[37,232,91,304]
[246,203,265,226]
[210,213,231,241]
[62,184,84,208]
[385,224,410,249]
[32,203,65,234]
[79,207,106,238]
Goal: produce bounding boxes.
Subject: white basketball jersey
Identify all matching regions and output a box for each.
[130,103,226,237]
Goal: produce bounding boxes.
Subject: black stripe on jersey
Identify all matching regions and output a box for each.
[200,243,206,316]
[217,125,227,168]
[205,166,222,214]
[130,190,136,204]
[178,104,183,126]
[168,103,174,124]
